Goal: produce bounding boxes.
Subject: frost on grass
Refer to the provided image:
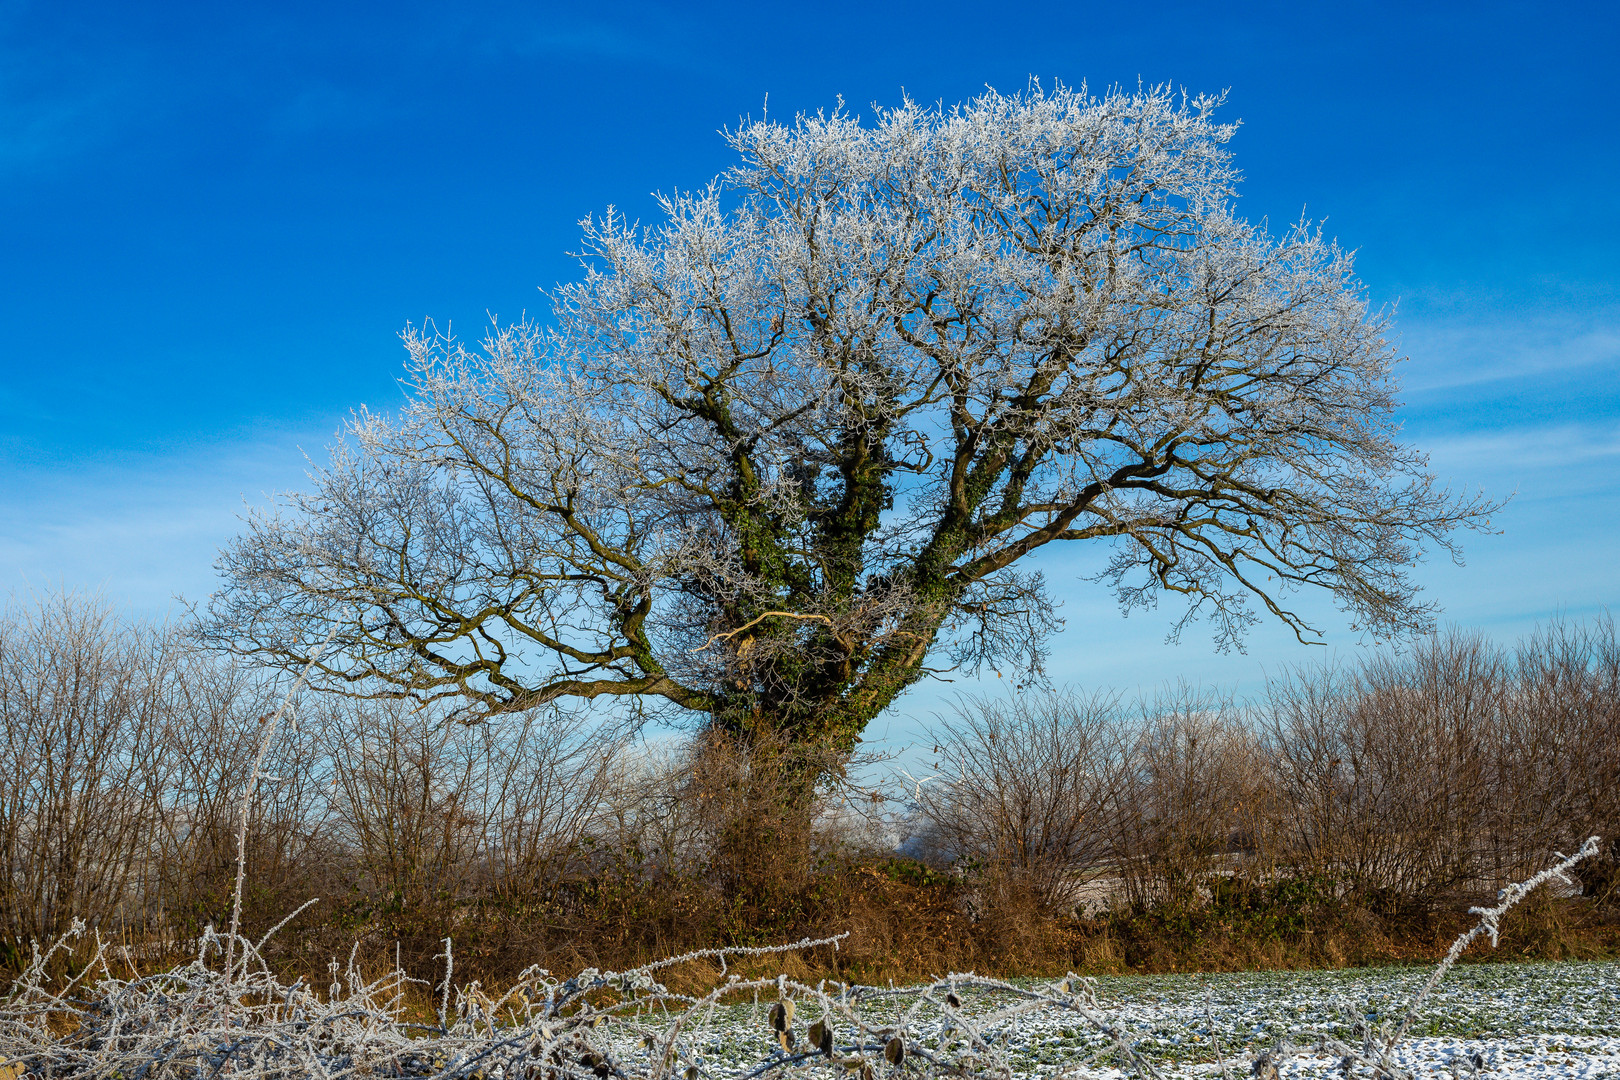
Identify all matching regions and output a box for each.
[0,839,1608,1080]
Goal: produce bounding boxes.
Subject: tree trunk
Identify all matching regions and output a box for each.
[687,724,834,937]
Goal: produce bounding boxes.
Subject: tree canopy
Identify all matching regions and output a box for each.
[210,83,1496,755]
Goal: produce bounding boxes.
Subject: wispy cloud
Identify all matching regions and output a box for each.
[1396,307,1620,395]
[0,435,320,616]
[1423,422,1620,476]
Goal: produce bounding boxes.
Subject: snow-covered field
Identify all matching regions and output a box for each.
[671,961,1620,1079]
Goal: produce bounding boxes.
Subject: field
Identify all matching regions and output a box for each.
[662,961,1620,1079]
[5,928,1618,1080]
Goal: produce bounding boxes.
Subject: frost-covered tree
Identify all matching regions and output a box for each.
[210,84,1495,769]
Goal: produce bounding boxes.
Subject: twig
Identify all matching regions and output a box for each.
[1386,835,1600,1051]
[224,622,340,977]
[689,612,838,652]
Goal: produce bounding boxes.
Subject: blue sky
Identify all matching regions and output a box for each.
[2,0,1617,741]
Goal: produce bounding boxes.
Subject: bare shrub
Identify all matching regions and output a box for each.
[146,650,333,952]
[916,691,1125,913]
[1109,686,1268,912]
[1265,636,1501,911]
[1358,632,1500,904]
[0,590,352,972]
[474,708,626,901]
[318,697,486,940]
[916,632,1620,931]
[297,696,632,974]
[1263,626,1618,914]
[590,738,711,879]
[1505,616,1620,901]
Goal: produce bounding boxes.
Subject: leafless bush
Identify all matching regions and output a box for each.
[476,709,625,899]
[1504,617,1620,901]
[1109,687,1271,911]
[147,650,334,950]
[916,691,1125,912]
[589,739,711,880]
[0,590,650,979]
[309,696,628,960]
[1263,642,1498,910]
[318,697,487,937]
[917,687,1274,920]
[1266,624,1619,912]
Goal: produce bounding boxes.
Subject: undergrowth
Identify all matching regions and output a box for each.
[0,840,1602,1080]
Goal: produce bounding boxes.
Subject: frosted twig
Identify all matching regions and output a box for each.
[1386,835,1601,1051]
[225,621,340,976]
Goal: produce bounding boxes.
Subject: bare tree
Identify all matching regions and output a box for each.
[209,83,1496,791]
[0,593,173,962]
